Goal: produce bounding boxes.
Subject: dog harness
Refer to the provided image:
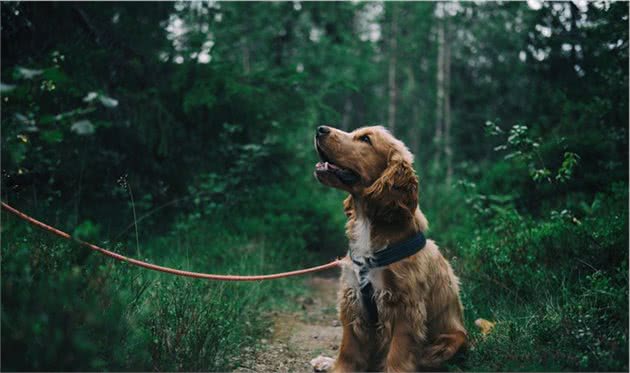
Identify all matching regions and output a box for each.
[349,231,427,324]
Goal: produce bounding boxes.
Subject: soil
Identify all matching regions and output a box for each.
[234,276,341,373]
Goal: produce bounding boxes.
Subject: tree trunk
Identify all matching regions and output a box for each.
[241,37,251,73]
[387,4,399,133]
[444,20,453,184]
[433,8,445,169]
[405,65,421,157]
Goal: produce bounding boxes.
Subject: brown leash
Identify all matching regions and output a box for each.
[1,202,344,281]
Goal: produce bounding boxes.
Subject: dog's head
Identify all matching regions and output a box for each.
[314,125,418,220]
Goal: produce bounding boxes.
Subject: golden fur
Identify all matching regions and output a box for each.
[314,125,467,372]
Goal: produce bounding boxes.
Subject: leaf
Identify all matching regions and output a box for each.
[0,82,16,93]
[98,95,119,108]
[504,150,522,160]
[475,318,496,336]
[14,113,33,125]
[15,66,44,79]
[71,120,95,135]
[42,67,70,85]
[83,92,99,102]
[41,129,63,143]
[73,220,101,240]
[83,92,119,108]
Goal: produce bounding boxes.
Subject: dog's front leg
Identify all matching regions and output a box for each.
[384,321,419,373]
[333,293,371,373]
[333,321,369,373]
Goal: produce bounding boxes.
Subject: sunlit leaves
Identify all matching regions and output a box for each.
[530,167,551,182]
[98,95,119,108]
[83,92,99,102]
[484,120,504,136]
[83,91,119,108]
[556,151,580,183]
[14,66,43,79]
[487,122,580,185]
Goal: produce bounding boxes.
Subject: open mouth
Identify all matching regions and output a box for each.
[315,145,360,185]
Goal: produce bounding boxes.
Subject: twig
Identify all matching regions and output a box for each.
[127,179,141,257]
[73,6,103,46]
[113,196,190,241]
[113,191,219,241]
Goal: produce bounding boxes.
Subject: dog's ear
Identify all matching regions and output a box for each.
[364,151,418,221]
[343,194,354,218]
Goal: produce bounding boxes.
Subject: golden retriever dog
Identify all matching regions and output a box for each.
[314,125,467,372]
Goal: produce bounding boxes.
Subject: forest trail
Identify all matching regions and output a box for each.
[235,277,341,373]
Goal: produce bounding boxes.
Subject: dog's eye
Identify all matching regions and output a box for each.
[359,135,371,144]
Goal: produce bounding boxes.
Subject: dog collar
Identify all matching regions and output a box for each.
[349,231,427,270]
[348,231,427,324]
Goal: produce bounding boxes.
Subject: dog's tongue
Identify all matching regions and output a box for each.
[315,162,359,184]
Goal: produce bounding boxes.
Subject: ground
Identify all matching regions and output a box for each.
[235,276,341,373]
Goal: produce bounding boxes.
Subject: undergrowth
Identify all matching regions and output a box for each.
[427,173,628,371]
[1,184,346,371]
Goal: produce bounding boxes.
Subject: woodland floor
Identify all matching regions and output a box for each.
[234,277,341,373]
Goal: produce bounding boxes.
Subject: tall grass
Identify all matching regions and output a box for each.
[1,183,346,371]
[425,176,629,372]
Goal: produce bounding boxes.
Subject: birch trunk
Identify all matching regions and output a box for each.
[387,4,399,133]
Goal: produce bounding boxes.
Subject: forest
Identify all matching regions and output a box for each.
[1,1,628,371]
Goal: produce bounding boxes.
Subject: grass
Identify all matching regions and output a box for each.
[1,188,340,371]
[1,178,627,371]
[437,182,629,372]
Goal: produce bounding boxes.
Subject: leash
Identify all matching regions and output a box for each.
[1,202,344,281]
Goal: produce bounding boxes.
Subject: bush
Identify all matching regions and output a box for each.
[443,184,629,372]
[1,173,343,370]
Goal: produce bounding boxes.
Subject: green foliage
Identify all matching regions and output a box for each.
[72,219,101,241]
[434,180,628,371]
[486,121,581,185]
[1,184,339,370]
[1,1,627,372]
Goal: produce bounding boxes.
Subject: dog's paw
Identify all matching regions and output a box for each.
[310,355,335,372]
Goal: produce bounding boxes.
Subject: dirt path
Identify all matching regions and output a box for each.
[235,277,341,373]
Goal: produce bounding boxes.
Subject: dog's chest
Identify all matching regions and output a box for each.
[349,216,373,257]
[347,217,387,292]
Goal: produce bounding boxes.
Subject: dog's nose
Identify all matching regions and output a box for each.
[316,126,330,137]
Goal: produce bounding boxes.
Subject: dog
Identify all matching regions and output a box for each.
[314,125,467,372]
